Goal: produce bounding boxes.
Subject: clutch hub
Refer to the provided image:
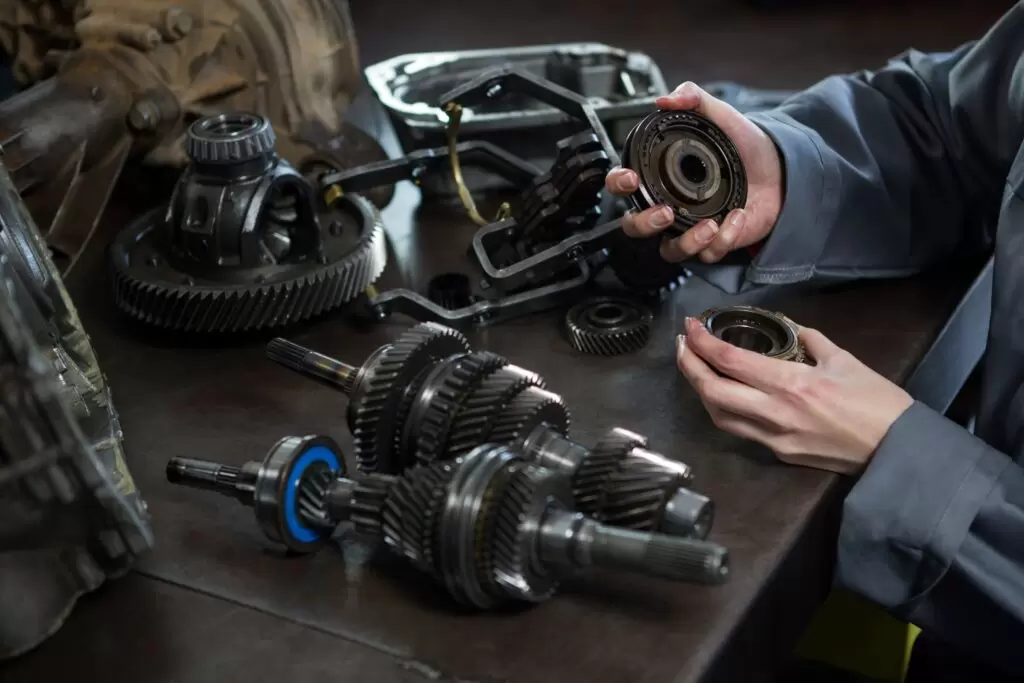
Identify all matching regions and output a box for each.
[622,110,746,234]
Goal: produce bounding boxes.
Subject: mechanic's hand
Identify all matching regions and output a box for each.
[606,82,784,264]
[676,317,913,474]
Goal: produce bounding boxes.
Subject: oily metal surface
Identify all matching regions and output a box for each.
[43,186,975,683]
[5,2,1005,682]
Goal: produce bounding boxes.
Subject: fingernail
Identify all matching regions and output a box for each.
[614,172,635,193]
[679,81,699,97]
[676,334,686,353]
[731,209,746,228]
[685,317,700,332]
[696,221,719,242]
[650,207,674,229]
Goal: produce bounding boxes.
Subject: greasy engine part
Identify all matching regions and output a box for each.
[564,295,654,356]
[109,113,387,334]
[365,43,668,164]
[622,109,747,236]
[165,434,365,553]
[522,423,713,539]
[265,323,714,538]
[0,160,152,659]
[699,305,806,363]
[324,66,664,328]
[0,0,387,274]
[167,442,730,609]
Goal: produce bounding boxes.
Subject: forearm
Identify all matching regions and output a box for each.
[710,5,1024,292]
[838,401,1024,673]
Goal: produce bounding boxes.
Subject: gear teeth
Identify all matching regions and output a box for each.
[488,386,570,447]
[606,232,689,294]
[296,465,335,529]
[350,323,470,474]
[595,456,687,532]
[446,366,546,455]
[564,296,654,356]
[381,461,457,575]
[413,351,509,466]
[350,473,396,536]
[111,195,388,333]
[572,427,648,515]
[186,114,277,164]
[487,464,557,602]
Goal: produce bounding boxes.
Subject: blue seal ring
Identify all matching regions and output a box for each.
[282,444,342,545]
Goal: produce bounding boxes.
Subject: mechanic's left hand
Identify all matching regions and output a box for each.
[677,317,914,474]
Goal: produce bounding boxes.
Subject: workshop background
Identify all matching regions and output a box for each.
[0,1,1015,683]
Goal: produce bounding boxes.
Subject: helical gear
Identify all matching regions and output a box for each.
[349,323,470,473]
[381,461,457,572]
[412,351,509,466]
[296,465,336,529]
[488,386,571,446]
[595,457,690,532]
[572,427,648,515]
[564,296,654,356]
[444,364,546,456]
[349,474,396,536]
[605,232,689,294]
[111,194,388,334]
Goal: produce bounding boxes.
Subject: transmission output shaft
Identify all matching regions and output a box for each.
[266,337,358,394]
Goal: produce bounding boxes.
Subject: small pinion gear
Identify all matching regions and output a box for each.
[110,194,388,333]
[564,296,654,356]
[349,323,470,474]
[572,427,648,515]
[186,113,277,164]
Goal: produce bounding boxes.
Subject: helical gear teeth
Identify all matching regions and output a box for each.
[564,296,654,357]
[351,323,470,473]
[296,466,336,529]
[488,386,570,446]
[111,196,388,334]
[414,351,509,466]
[351,473,396,536]
[573,427,648,514]
[595,457,686,532]
[488,464,556,602]
[445,365,546,456]
[382,461,457,574]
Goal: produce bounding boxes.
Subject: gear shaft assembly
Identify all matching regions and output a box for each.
[266,322,716,539]
[167,439,730,610]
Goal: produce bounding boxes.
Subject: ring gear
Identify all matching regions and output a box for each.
[564,296,654,356]
[348,323,470,474]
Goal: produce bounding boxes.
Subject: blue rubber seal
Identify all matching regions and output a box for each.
[282,444,341,544]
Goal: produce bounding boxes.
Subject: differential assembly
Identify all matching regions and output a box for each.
[110,113,387,333]
[622,110,747,234]
[265,322,714,539]
[0,159,152,658]
[564,295,654,356]
[167,440,730,610]
[699,305,806,363]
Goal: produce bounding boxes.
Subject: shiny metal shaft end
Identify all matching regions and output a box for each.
[266,337,357,394]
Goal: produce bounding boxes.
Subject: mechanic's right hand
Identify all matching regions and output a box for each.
[605,81,784,264]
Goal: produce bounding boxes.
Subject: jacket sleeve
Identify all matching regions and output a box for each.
[690,3,1024,294]
[837,401,1024,672]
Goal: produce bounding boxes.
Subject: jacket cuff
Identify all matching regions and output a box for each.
[744,110,842,285]
[836,401,1013,617]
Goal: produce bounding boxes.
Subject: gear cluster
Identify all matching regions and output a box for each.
[166,437,730,610]
[265,322,715,539]
[109,112,387,334]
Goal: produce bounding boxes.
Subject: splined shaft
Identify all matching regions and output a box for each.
[166,457,259,504]
[266,337,358,394]
[263,322,720,544]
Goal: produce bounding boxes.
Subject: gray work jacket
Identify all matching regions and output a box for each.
[703,3,1024,673]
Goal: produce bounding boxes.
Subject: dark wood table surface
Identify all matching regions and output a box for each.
[2,1,1012,682]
